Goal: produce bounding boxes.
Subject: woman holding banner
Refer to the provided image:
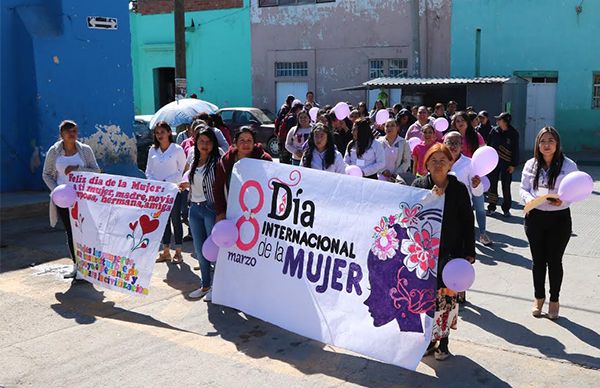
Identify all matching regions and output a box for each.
[344,118,385,179]
[520,127,578,320]
[214,127,273,222]
[179,127,221,300]
[145,121,187,264]
[301,123,346,173]
[43,120,101,279]
[412,143,475,361]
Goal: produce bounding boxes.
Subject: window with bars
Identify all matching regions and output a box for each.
[369,58,408,79]
[259,0,335,6]
[593,73,600,109]
[275,62,308,77]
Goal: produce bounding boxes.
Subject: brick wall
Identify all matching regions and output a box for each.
[137,0,243,15]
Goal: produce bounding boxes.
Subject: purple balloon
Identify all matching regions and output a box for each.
[51,184,77,208]
[202,235,219,262]
[345,165,362,177]
[211,219,239,248]
[333,102,350,120]
[309,107,319,122]
[433,117,449,133]
[375,109,390,125]
[408,137,421,152]
[471,146,499,177]
[480,175,490,192]
[442,258,475,292]
[558,171,593,203]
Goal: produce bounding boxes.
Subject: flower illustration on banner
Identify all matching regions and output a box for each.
[127,213,160,252]
[70,201,84,233]
[371,215,400,261]
[400,221,439,279]
[398,202,422,227]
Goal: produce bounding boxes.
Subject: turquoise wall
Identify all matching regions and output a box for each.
[130,1,251,115]
[450,0,600,152]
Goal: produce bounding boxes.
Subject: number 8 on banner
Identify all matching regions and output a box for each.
[236,180,264,251]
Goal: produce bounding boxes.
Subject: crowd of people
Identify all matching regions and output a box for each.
[42,91,583,361]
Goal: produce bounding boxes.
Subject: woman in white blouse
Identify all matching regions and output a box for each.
[376,118,412,183]
[145,121,187,264]
[300,123,346,173]
[520,127,578,320]
[285,110,312,165]
[344,118,385,179]
[42,120,101,278]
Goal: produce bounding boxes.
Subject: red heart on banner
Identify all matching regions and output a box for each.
[70,202,78,220]
[139,215,159,235]
[129,221,138,231]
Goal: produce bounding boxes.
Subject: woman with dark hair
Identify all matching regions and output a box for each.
[213,126,272,222]
[451,111,485,158]
[285,110,312,165]
[413,143,475,361]
[520,127,578,319]
[357,101,369,117]
[343,118,385,179]
[179,127,221,300]
[301,123,346,173]
[43,120,101,278]
[145,121,187,264]
[377,118,411,183]
[412,124,438,177]
[327,111,353,156]
[369,99,385,122]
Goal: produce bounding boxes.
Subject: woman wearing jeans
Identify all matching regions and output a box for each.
[179,127,221,300]
[520,127,578,320]
[42,120,100,278]
[145,121,186,264]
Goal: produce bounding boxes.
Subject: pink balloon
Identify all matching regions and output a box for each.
[471,146,499,177]
[333,102,350,120]
[51,184,77,208]
[202,235,219,262]
[345,165,362,177]
[433,117,449,133]
[480,175,490,192]
[309,107,319,122]
[211,219,239,248]
[442,258,475,292]
[558,171,593,203]
[408,137,421,152]
[375,109,390,125]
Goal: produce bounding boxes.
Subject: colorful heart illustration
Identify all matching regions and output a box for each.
[129,221,138,231]
[70,202,79,219]
[139,214,159,234]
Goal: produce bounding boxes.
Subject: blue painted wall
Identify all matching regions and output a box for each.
[450,0,600,153]
[1,0,136,192]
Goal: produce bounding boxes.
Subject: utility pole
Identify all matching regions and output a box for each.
[174,0,186,101]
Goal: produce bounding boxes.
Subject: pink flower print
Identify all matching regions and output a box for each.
[401,222,439,279]
[399,202,422,227]
[371,225,399,261]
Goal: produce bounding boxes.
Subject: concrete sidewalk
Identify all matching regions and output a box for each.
[0,166,599,387]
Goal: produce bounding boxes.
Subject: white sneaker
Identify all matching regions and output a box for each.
[189,287,210,299]
[479,233,493,246]
[204,289,212,302]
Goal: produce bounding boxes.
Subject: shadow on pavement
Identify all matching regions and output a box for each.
[555,317,600,352]
[206,303,507,387]
[163,261,201,301]
[421,355,510,387]
[461,304,599,369]
[476,243,531,270]
[51,281,194,333]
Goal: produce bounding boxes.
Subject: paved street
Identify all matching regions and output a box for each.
[1,166,599,387]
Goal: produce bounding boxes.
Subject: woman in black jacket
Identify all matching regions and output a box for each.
[412,143,475,361]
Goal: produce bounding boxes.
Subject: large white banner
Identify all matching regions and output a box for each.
[67,172,178,295]
[213,159,445,370]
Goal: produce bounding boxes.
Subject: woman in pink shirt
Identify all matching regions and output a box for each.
[451,111,485,158]
[411,124,438,176]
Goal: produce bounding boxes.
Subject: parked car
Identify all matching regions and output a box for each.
[217,107,279,157]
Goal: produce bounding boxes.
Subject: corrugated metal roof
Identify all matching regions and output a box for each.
[363,77,511,87]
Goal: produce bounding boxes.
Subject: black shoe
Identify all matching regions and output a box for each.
[486,209,495,216]
[183,234,193,242]
[503,210,511,218]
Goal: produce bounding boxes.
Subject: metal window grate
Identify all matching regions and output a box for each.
[275,62,308,77]
[593,73,600,109]
[369,60,384,79]
[389,59,408,77]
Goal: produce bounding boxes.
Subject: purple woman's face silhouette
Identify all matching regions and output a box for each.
[364,224,436,333]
